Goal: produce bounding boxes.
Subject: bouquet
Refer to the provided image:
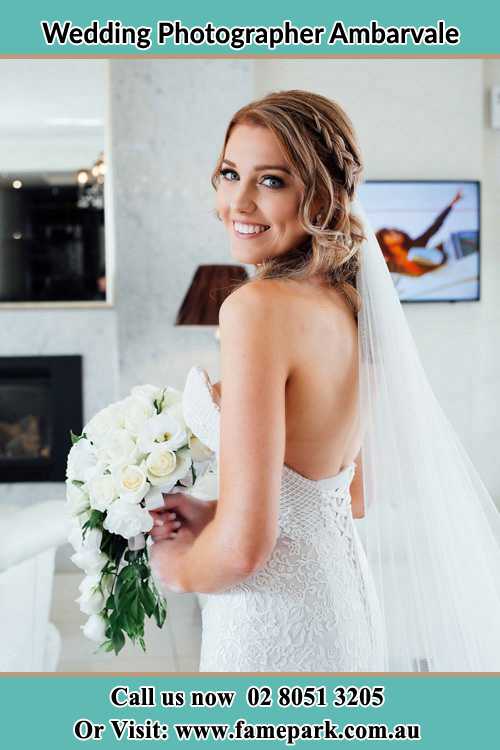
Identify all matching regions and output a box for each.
[66,382,217,655]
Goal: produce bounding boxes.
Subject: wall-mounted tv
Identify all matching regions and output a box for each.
[357,180,480,302]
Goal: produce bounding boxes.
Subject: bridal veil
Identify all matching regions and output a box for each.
[354,198,500,671]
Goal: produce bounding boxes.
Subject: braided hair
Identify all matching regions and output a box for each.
[211,90,365,313]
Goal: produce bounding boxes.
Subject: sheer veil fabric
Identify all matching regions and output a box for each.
[353,198,500,671]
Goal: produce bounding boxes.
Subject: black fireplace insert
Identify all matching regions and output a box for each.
[0,355,83,482]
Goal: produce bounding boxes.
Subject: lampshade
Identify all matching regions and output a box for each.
[176,264,249,325]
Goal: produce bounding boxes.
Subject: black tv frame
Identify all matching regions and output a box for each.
[363,179,481,303]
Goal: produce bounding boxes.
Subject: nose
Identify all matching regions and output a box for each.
[230,182,256,214]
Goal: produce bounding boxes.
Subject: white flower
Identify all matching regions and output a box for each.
[66,480,90,516]
[103,499,154,539]
[146,447,192,491]
[131,384,164,408]
[81,527,103,550]
[104,429,138,468]
[66,439,98,483]
[71,545,107,575]
[190,466,219,501]
[188,433,214,462]
[138,411,187,454]
[68,524,84,552]
[76,577,107,615]
[88,474,118,512]
[160,387,183,410]
[77,573,113,615]
[144,486,166,511]
[146,446,176,480]
[79,573,113,597]
[116,465,148,503]
[122,396,155,434]
[81,613,107,643]
[84,403,124,447]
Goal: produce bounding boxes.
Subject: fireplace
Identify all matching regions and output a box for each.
[0,356,82,482]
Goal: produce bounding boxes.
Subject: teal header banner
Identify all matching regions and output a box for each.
[0,675,498,748]
[1,0,499,55]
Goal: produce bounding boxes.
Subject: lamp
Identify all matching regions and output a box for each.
[176,264,249,325]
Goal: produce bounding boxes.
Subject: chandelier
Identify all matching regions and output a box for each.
[76,153,105,209]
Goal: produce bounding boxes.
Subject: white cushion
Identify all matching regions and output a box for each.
[0,500,70,571]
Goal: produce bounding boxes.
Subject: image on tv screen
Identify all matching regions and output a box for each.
[357,180,480,302]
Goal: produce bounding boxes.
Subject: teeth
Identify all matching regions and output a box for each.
[234,222,270,235]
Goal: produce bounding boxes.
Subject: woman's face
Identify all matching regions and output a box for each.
[216,123,309,265]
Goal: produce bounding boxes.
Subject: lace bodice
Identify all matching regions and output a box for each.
[182,365,384,672]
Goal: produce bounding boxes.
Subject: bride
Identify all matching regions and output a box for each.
[149,90,500,672]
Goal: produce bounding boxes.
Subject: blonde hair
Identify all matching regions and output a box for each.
[212,89,365,312]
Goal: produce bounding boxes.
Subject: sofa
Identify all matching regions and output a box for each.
[0,500,69,671]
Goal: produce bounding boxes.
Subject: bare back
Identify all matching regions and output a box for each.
[278,279,360,479]
[215,278,361,482]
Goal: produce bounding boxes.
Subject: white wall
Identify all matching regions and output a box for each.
[254,60,500,498]
[110,60,253,394]
[0,60,106,171]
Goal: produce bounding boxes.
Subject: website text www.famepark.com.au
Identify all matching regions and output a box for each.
[172,718,421,743]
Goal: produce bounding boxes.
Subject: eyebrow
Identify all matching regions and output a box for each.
[222,158,291,175]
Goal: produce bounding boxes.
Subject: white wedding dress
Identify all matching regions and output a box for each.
[183,366,386,672]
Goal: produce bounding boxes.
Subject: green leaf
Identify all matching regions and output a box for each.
[140,586,155,617]
[70,430,83,445]
[71,479,85,487]
[86,509,105,530]
[154,600,167,629]
[112,628,126,655]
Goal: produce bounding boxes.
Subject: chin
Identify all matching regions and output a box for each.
[229,244,267,266]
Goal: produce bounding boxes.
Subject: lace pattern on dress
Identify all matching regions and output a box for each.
[182,365,385,671]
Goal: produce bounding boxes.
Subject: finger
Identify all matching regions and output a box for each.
[149,508,177,522]
[151,521,181,542]
[162,493,189,511]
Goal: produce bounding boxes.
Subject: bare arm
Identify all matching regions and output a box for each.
[151,281,289,593]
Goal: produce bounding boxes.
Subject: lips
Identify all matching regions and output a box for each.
[233,221,270,238]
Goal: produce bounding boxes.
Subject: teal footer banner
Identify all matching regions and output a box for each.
[1,675,498,747]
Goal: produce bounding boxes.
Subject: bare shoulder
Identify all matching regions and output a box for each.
[219,279,289,326]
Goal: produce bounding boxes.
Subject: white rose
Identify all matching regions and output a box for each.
[138,411,187,454]
[103,499,154,539]
[84,403,125,447]
[71,546,107,575]
[88,474,117,512]
[147,447,192,491]
[190,466,219,501]
[122,396,155,434]
[188,433,214,462]
[66,439,98,483]
[66,480,90,516]
[104,429,138,467]
[146,446,176,481]
[116,465,148,503]
[81,613,107,643]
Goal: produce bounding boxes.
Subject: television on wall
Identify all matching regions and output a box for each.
[357,180,480,302]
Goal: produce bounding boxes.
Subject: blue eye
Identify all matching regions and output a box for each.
[219,168,238,181]
[261,175,284,189]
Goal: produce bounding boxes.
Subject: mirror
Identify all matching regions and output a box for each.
[0,60,110,306]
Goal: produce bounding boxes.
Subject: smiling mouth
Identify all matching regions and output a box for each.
[233,221,271,237]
